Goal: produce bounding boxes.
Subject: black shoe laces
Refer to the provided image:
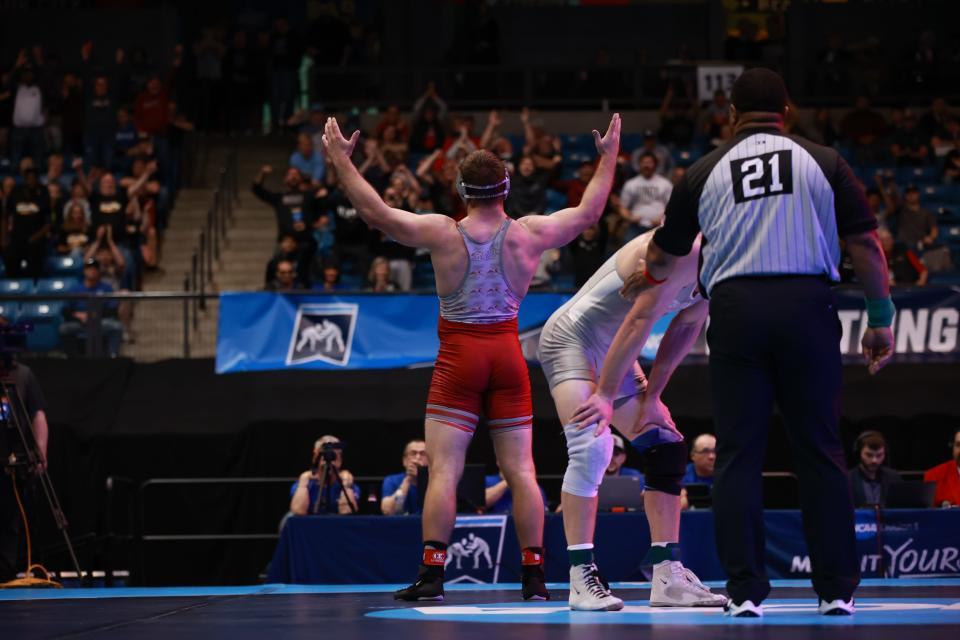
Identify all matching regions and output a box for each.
[581,564,610,598]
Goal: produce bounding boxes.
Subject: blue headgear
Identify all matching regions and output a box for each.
[456,168,511,202]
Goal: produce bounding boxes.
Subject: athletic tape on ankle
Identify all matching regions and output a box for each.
[423,549,447,566]
[522,548,544,565]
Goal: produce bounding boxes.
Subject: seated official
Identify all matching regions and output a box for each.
[290,435,360,515]
[848,431,901,507]
[485,469,548,514]
[681,433,716,510]
[924,427,960,508]
[607,434,645,485]
[381,439,428,515]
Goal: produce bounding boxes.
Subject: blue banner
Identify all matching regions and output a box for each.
[217,288,960,373]
[216,292,571,373]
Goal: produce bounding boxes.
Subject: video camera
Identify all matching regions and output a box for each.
[314,440,345,468]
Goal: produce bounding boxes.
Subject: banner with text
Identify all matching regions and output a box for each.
[216,288,960,373]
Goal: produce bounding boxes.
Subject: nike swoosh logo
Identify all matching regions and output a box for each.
[659,578,668,585]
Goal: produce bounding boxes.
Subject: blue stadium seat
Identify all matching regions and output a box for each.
[0,279,35,294]
[620,133,644,152]
[921,184,960,204]
[36,277,79,294]
[672,147,703,167]
[0,302,20,321]
[339,273,363,290]
[897,165,939,185]
[0,261,5,278]
[19,301,63,353]
[941,224,960,246]
[46,254,84,277]
[545,188,567,214]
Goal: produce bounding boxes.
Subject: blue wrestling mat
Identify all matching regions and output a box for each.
[1,580,957,639]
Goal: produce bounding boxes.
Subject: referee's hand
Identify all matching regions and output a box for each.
[862,327,894,375]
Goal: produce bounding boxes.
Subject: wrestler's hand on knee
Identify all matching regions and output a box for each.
[634,395,679,439]
[571,393,613,436]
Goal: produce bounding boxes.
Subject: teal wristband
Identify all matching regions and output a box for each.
[865,297,895,328]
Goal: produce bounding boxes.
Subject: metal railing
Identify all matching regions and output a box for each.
[185,150,239,317]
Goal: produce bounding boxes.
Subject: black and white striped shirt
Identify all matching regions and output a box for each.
[654,127,877,296]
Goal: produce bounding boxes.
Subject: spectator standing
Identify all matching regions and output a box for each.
[10,64,45,170]
[290,133,325,185]
[381,439,429,516]
[505,156,549,219]
[893,185,939,255]
[848,431,901,507]
[839,96,887,165]
[924,427,960,508]
[269,18,302,131]
[879,227,928,286]
[252,165,315,240]
[630,130,673,178]
[617,152,672,240]
[4,168,50,277]
[265,233,310,288]
[568,223,608,288]
[890,110,930,167]
[80,45,122,170]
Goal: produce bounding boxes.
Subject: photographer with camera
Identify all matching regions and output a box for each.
[0,356,49,583]
[289,435,359,516]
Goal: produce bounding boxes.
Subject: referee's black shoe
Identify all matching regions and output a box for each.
[394,570,444,602]
[521,564,550,601]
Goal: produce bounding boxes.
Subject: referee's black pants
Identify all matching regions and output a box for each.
[707,276,859,605]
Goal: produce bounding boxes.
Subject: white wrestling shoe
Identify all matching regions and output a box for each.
[650,560,729,607]
[568,563,624,611]
[724,599,763,617]
[818,598,855,616]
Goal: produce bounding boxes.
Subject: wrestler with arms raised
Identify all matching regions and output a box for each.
[322,113,621,602]
[539,229,727,610]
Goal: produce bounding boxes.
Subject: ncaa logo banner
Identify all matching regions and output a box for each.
[215,292,571,373]
[445,515,509,584]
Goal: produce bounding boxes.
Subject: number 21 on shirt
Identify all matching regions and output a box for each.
[731,150,793,204]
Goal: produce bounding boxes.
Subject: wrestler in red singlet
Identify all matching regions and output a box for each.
[322,113,621,603]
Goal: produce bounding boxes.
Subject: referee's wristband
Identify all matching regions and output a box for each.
[865,297,896,328]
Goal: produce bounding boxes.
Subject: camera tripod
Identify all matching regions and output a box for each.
[311,454,358,515]
[1,375,85,587]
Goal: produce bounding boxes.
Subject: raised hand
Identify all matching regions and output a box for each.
[520,107,530,125]
[487,109,501,128]
[593,112,621,157]
[862,326,894,375]
[322,117,359,160]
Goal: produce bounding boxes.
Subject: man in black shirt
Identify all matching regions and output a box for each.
[848,431,901,507]
[5,168,50,278]
[252,165,317,241]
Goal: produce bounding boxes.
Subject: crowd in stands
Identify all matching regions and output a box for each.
[0,43,193,352]
[287,426,960,517]
[258,82,960,293]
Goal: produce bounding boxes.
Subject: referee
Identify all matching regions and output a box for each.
[642,68,894,617]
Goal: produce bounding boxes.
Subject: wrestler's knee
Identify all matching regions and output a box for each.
[562,424,613,498]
